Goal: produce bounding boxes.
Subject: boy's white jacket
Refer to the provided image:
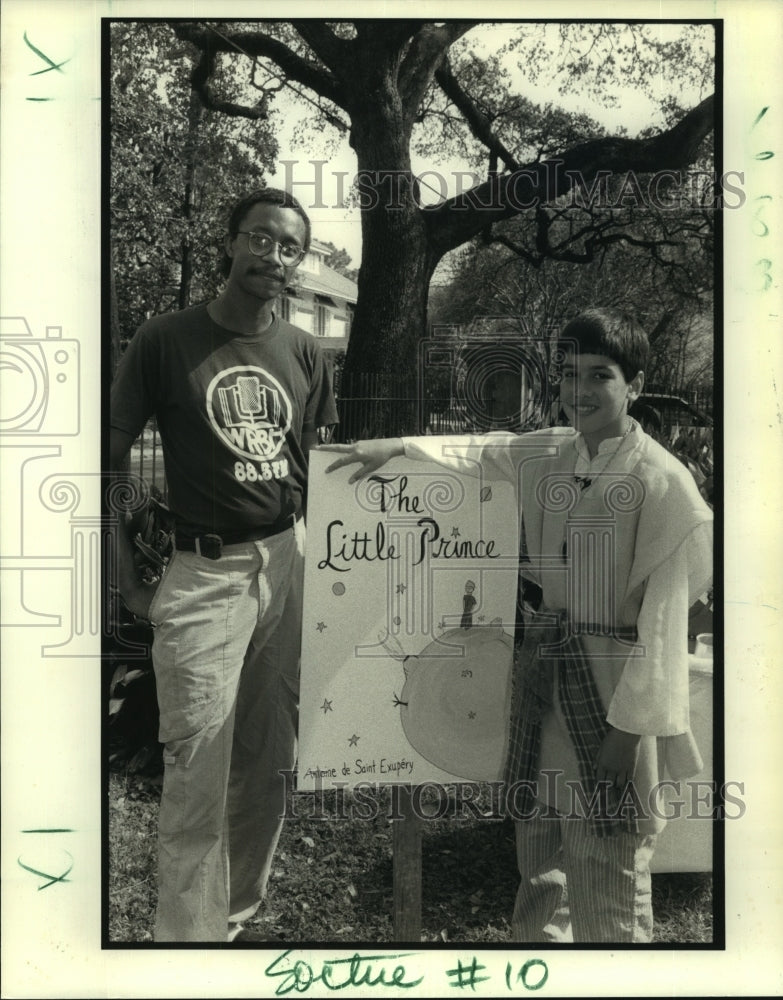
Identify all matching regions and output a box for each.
[403,424,712,602]
[403,425,714,830]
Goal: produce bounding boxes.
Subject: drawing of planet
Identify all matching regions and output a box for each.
[399,622,513,781]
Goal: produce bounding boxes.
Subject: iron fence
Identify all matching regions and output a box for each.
[130,377,714,495]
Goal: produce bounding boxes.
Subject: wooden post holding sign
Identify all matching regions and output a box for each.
[298,450,520,939]
[392,787,422,940]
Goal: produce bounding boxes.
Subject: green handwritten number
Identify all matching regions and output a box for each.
[751,109,773,292]
[756,259,773,292]
[753,195,772,238]
[505,959,549,992]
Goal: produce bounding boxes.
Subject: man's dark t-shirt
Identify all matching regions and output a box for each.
[111,304,338,533]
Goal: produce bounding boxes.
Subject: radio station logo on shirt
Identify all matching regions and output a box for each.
[206,365,292,461]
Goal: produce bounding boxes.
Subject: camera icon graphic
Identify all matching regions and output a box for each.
[419,322,556,434]
[0,316,80,435]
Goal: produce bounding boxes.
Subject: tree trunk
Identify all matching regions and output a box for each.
[337,96,437,440]
[178,232,193,312]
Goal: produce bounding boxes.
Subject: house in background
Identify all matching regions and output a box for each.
[280,238,356,369]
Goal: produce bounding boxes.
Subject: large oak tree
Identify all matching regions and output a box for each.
[162,19,715,435]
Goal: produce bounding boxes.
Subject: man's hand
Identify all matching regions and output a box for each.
[113,509,160,622]
[595,726,641,789]
[320,439,405,483]
[119,579,159,623]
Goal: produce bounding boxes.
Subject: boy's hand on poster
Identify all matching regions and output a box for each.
[321,439,405,483]
[595,726,641,788]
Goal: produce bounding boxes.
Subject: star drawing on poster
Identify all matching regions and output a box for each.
[316,621,327,632]
[321,699,333,713]
[348,734,360,746]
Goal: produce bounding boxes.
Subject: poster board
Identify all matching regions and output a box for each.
[298,451,519,790]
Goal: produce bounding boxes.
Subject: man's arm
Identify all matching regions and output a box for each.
[301,427,325,462]
[109,427,159,620]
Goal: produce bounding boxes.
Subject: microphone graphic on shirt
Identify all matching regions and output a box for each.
[218,375,281,427]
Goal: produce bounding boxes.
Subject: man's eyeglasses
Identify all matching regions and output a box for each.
[236,231,306,267]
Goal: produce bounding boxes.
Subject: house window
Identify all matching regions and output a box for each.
[315,304,329,337]
[279,295,292,322]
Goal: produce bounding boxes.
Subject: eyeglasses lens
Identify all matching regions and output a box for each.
[248,233,302,265]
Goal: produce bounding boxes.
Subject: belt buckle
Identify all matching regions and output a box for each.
[196,533,223,560]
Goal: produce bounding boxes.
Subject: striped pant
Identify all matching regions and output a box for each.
[511,810,657,943]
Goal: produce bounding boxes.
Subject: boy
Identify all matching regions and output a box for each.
[325,308,713,942]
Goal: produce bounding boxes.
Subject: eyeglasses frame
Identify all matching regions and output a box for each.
[236,230,306,267]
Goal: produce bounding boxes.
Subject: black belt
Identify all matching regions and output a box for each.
[175,512,301,560]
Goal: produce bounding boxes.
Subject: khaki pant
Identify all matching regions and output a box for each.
[148,519,305,942]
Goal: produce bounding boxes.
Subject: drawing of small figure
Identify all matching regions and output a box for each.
[461,580,477,629]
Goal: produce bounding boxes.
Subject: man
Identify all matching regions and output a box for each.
[110,188,338,942]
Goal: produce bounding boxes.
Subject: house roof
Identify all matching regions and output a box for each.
[294,262,358,304]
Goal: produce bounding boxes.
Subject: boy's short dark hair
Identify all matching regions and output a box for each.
[556,308,649,382]
[219,187,312,278]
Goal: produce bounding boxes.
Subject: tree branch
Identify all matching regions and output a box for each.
[293,21,352,78]
[398,23,477,118]
[433,56,520,171]
[189,44,268,119]
[355,20,425,52]
[173,22,345,109]
[426,94,715,255]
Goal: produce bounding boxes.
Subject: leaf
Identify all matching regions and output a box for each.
[346,883,357,898]
[123,669,147,685]
[109,664,128,697]
[300,836,315,848]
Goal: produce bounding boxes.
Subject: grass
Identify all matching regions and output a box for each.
[108,772,714,945]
